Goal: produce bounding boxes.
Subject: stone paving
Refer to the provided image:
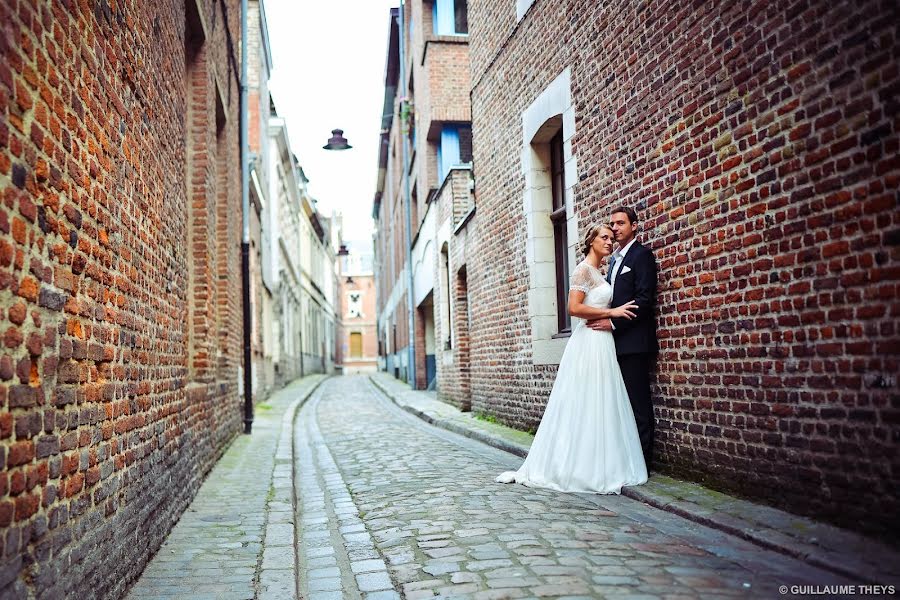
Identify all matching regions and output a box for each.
[126,376,325,600]
[293,385,399,600]
[125,373,894,599]
[306,376,851,599]
[370,372,900,585]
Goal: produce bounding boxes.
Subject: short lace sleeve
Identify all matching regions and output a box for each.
[569,262,595,294]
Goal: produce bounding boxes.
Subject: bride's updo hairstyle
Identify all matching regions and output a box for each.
[581,223,608,256]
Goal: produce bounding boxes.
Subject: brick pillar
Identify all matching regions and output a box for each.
[454,268,471,410]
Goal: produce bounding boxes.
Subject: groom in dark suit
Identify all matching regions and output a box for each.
[589,207,658,468]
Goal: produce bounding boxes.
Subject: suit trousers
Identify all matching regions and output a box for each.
[617,353,654,468]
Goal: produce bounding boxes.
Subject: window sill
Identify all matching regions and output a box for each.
[551,331,572,340]
[427,33,469,42]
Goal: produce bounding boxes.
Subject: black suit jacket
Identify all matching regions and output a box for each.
[610,240,658,356]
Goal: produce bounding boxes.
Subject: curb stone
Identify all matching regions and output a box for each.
[369,375,529,458]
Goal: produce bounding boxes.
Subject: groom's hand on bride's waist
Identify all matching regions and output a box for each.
[587,318,613,331]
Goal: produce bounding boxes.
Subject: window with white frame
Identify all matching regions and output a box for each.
[522,68,577,366]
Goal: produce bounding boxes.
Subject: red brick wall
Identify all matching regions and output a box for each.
[422,39,471,136]
[467,0,899,535]
[377,3,473,389]
[395,301,411,376]
[435,253,473,411]
[0,1,243,596]
[451,266,472,408]
[336,275,377,369]
[432,169,474,410]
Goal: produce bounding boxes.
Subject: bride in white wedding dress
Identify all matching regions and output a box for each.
[497,224,648,493]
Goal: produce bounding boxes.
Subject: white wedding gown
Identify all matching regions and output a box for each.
[497,261,648,494]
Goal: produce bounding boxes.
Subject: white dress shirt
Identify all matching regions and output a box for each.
[610,236,638,290]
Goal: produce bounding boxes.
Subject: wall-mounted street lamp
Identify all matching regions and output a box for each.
[323,129,352,150]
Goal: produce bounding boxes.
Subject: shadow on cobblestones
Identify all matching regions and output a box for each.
[309,376,850,599]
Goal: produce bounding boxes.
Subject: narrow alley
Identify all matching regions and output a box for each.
[290,377,851,598]
[1,2,898,597]
[128,375,876,599]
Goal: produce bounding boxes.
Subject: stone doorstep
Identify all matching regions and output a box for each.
[367,373,900,583]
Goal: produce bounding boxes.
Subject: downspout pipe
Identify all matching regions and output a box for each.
[397,3,417,389]
[240,0,253,433]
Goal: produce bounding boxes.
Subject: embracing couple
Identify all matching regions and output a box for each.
[498,207,657,494]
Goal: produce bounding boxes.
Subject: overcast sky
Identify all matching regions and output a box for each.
[265,0,398,242]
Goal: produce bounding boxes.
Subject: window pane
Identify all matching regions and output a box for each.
[458,125,473,163]
[550,130,569,333]
[438,124,460,183]
[550,131,564,211]
[435,0,454,35]
[454,0,468,34]
[554,222,570,333]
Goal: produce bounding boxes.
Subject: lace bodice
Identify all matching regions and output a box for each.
[570,261,612,308]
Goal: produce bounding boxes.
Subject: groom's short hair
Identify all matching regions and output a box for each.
[611,206,638,224]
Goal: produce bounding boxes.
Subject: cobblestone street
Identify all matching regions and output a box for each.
[293,376,850,599]
[3,2,898,598]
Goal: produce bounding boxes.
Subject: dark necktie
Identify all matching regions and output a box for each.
[606,255,617,284]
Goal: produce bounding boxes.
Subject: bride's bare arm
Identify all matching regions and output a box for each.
[568,290,637,320]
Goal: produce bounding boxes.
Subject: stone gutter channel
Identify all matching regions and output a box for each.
[255,375,327,599]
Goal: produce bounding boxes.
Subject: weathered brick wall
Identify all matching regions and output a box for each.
[0,1,243,597]
[449,263,472,408]
[377,166,412,376]
[450,167,473,229]
[432,169,475,410]
[467,0,898,535]
[394,301,411,379]
[436,244,474,410]
[422,39,471,132]
[411,35,470,227]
